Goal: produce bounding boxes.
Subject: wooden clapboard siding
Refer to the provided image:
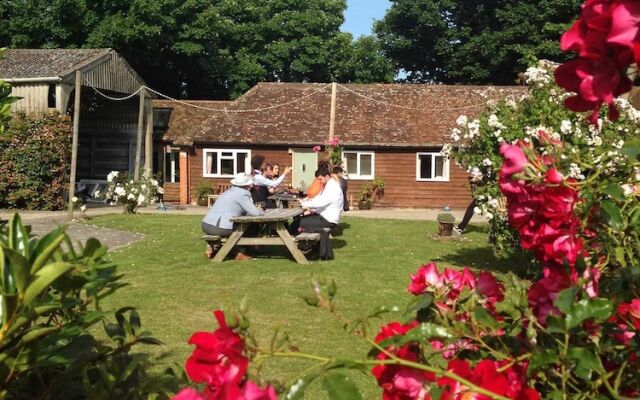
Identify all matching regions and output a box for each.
[162,182,180,202]
[10,83,51,113]
[187,145,471,208]
[189,145,293,204]
[345,150,471,209]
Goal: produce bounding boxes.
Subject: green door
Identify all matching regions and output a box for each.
[292,148,318,192]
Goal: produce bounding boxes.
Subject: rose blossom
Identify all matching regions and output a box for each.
[499,142,528,177]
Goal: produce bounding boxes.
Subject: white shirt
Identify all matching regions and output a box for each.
[253,170,286,188]
[300,178,343,224]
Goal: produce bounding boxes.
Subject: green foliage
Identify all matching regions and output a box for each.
[436,213,455,224]
[0,0,392,99]
[195,181,213,200]
[0,214,182,398]
[0,48,18,134]
[374,0,583,84]
[0,112,72,210]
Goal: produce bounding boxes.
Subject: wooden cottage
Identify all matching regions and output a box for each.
[0,48,159,183]
[155,83,525,208]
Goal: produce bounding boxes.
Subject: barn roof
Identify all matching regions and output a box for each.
[158,82,525,147]
[0,48,145,93]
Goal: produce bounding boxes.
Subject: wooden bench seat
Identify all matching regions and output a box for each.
[201,235,227,245]
[294,232,321,241]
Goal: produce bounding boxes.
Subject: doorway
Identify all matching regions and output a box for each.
[291,148,318,192]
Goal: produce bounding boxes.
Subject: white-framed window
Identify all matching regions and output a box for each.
[165,150,180,183]
[342,151,375,180]
[416,151,449,181]
[203,149,251,178]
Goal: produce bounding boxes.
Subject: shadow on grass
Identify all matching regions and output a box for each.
[439,246,536,278]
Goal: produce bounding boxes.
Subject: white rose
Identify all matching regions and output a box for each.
[137,194,146,206]
[72,196,78,203]
[115,186,126,196]
[80,205,87,212]
[127,193,136,200]
[94,190,100,198]
[456,115,468,126]
[482,158,492,166]
[151,179,159,187]
[156,186,165,194]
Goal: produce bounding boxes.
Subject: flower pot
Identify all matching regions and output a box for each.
[438,222,454,236]
[197,197,208,207]
[358,200,371,210]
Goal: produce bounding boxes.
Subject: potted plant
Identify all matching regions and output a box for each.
[437,213,456,236]
[195,182,213,207]
[358,184,372,210]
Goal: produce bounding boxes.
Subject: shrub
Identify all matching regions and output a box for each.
[0,214,182,398]
[436,213,455,224]
[0,112,72,210]
[103,171,164,213]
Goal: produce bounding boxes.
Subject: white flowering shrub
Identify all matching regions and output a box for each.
[451,60,640,262]
[102,171,164,214]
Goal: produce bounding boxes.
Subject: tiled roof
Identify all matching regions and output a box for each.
[154,99,232,144]
[0,48,109,79]
[158,82,526,147]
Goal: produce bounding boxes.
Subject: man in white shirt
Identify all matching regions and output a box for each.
[293,166,343,259]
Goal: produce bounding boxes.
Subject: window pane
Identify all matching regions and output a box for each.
[360,154,372,176]
[206,152,218,174]
[236,152,247,173]
[221,158,234,175]
[434,155,444,178]
[221,152,233,158]
[345,153,357,175]
[173,152,180,182]
[419,154,432,179]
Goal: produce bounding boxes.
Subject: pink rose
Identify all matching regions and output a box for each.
[312,145,321,152]
[499,142,529,177]
[173,388,205,400]
[239,381,278,400]
[408,262,442,294]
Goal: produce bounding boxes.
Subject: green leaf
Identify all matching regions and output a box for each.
[321,373,363,400]
[474,307,498,329]
[620,139,640,160]
[554,287,577,314]
[566,298,613,329]
[302,295,318,307]
[30,228,66,274]
[600,200,625,230]
[8,214,29,257]
[23,262,74,305]
[602,184,626,201]
[407,293,433,314]
[567,347,602,380]
[5,248,30,297]
[614,247,627,268]
[286,374,318,400]
[20,326,58,344]
[529,349,557,371]
[545,315,565,334]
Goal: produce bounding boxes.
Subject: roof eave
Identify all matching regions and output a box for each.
[2,77,62,83]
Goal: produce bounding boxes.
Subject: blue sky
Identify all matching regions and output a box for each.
[341,0,391,38]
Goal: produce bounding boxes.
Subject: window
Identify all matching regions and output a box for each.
[47,84,56,108]
[416,151,449,181]
[165,150,180,183]
[153,108,172,131]
[342,151,374,180]
[203,149,250,178]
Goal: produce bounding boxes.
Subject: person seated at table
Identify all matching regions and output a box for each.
[293,166,343,260]
[272,164,281,179]
[251,155,291,205]
[201,173,264,260]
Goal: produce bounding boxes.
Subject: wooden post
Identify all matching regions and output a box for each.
[67,70,82,219]
[134,87,145,180]
[328,82,337,141]
[144,98,153,177]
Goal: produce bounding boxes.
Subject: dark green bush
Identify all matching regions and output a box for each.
[0,214,183,398]
[0,112,72,210]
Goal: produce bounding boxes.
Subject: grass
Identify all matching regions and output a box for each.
[85,214,516,398]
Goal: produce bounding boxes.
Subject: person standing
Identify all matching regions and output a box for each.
[333,165,349,212]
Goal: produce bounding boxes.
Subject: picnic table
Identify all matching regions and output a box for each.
[211,208,310,264]
[268,193,301,209]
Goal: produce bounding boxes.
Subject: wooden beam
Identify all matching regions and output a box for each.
[144,98,153,177]
[134,87,145,180]
[67,70,82,220]
[328,82,337,140]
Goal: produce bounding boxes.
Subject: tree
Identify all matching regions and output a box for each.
[374,0,584,84]
[0,0,393,99]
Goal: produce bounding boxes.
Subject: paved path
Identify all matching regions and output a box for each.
[0,209,143,251]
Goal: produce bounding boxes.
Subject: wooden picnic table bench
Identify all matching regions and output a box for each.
[210,208,312,264]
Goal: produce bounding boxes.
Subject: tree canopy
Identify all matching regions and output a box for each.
[374,0,584,84]
[0,0,394,99]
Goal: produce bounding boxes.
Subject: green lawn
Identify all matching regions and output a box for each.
[85,214,514,397]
